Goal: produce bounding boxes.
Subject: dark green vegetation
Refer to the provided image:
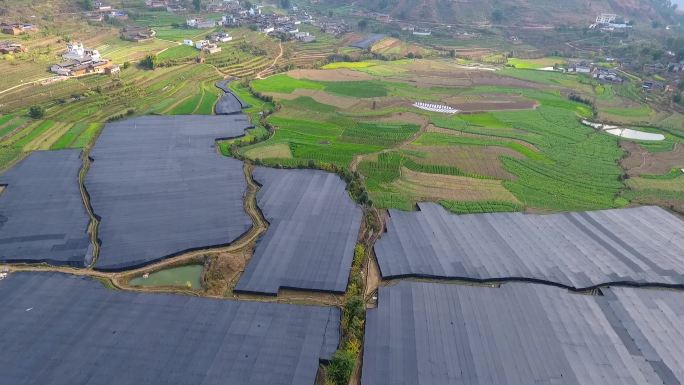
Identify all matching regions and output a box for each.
[326,244,366,385]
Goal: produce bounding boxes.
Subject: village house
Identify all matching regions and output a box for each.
[413,29,432,36]
[194,39,221,54]
[0,41,25,54]
[109,11,129,21]
[668,61,684,72]
[595,13,617,24]
[86,12,105,22]
[50,42,113,77]
[186,18,216,28]
[167,3,187,12]
[642,81,666,92]
[93,2,113,12]
[63,42,101,61]
[121,26,156,42]
[209,32,232,42]
[146,0,166,9]
[294,31,315,42]
[1,23,38,36]
[592,68,624,83]
[643,63,666,74]
[203,43,221,54]
[567,60,592,74]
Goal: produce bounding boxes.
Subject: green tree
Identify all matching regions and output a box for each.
[357,19,369,30]
[28,105,45,119]
[192,0,201,11]
[139,54,158,70]
[279,0,291,9]
[674,93,682,104]
[82,0,93,10]
[327,350,355,385]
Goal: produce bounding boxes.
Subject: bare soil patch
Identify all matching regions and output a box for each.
[621,141,684,176]
[403,144,521,180]
[368,111,429,126]
[392,167,520,203]
[288,68,373,82]
[202,248,252,296]
[469,72,547,89]
[443,95,538,112]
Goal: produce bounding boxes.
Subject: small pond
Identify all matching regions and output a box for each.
[129,265,203,289]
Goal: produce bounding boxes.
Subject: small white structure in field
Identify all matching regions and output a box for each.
[183,39,194,46]
[413,102,459,114]
[195,40,209,49]
[581,119,665,141]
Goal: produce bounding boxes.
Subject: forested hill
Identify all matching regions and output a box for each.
[323,0,677,26]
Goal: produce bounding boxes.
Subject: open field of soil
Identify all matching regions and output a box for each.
[621,141,684,176]
[392,168,520,203]
[403,144,521,180]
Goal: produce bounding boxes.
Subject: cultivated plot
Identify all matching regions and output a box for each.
[86,115,252,271]
[0,150,90,266]
[363,281,683,385]
[235,168,362,295]
[375,203,684,289]
[0,272,340,385]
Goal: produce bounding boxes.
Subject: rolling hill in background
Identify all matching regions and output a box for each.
[326,0,673,26]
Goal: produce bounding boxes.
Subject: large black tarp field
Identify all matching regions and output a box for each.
[86,115,252,270]
[0,150,90,266]
[363,281,684,385]
[235,168,362,295]
[376,203,684,289]
[0,272,340,385]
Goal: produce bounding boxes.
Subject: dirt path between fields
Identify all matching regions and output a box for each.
[256,41,283,79]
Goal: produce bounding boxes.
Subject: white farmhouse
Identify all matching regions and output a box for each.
[63,41,101,62]
[596,13,617,24]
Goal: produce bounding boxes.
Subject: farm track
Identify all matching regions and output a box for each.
[256,41,283,80]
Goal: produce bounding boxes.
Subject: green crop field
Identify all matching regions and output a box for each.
[238,59,684,213]
[0,62,222,169]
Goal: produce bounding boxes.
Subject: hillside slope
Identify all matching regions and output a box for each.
[327,0,672,26]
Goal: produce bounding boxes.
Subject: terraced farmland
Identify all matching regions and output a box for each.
[241,60,641,212]
[0,64,223,169]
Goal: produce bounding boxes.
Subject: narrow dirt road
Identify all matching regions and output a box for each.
[256,41,283,79]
